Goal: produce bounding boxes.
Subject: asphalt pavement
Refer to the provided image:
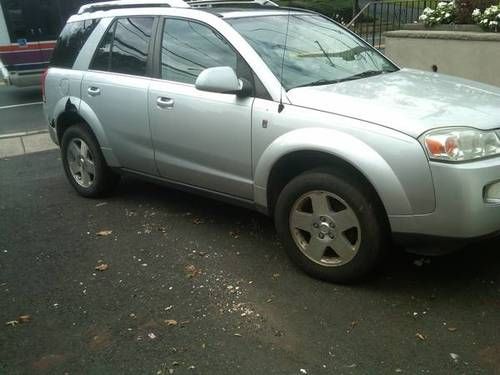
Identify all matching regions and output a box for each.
[1,85,500,374]
[0,85,44,135]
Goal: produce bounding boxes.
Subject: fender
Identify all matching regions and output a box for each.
[253,127,427,217]
[76,99,120,167]
[53,96,121,167]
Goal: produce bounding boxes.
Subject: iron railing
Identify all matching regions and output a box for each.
[347,0,437,49]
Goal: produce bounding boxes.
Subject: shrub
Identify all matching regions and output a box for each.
[418,1,457,25]
[472,4,500,31]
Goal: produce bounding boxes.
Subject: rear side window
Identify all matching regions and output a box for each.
[51,19,100,68]
[90,17,154,76]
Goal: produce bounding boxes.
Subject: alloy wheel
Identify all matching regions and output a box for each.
[289,190,361,266]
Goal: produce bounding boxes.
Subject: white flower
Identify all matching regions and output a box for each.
[419,14,428,21]
[490,20,498,26]
[472,8,481,17]
[444,12,451,18]
[481,18,489,24]
[423,7,433,14]
[437,2,448,8]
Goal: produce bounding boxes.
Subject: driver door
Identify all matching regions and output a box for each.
[149,17,254,199]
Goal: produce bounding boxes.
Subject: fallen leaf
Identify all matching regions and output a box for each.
[165,319,178,326]
[234,333,242,337]
[347,320,359,334]
[148,332,157,340]
[95,263,109,272]
[450,353,460,363]
[95,202,108,207]
[18,315,31,323]
[448,327,457,332]
[416,332,426,341]
[229,231,240,239]
[96,230,113,237]
[5,320,18,327]
[184,264,201,278]
[192,217,204,225]
[272,273,280,279]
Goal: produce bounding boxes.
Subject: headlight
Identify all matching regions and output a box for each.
[421,128,500,162]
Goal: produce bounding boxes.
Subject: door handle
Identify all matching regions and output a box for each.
[88,87,101,97]
[157,97,174,109]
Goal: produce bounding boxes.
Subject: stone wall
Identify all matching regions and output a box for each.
[384,29,500,87]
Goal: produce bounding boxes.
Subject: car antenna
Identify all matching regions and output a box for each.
[278,6,292,113]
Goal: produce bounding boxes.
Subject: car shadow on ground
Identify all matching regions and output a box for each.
[110,176,500,290]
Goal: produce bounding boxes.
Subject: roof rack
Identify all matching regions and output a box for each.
[185,0,278,8]
[78,0,189,14]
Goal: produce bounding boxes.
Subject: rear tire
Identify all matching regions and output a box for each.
[61,124,120,198]
[274,168,389,283]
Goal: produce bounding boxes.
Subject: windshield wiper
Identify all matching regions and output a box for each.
[288,69,397,90]
[289,78,342,90]
[335,69,395,83]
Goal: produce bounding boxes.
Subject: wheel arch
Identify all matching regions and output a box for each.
[55,98,120,167]
[254,128,414,220]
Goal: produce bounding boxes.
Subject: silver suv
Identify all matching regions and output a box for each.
[43,0,500,282]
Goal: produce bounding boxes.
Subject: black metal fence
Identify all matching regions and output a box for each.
[347,0,437,49]
[347,0,497,49]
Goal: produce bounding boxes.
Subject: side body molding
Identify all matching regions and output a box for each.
[253,127,433,217]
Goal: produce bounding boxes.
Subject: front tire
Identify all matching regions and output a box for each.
[274,168,388,283]
[61,124,120,198]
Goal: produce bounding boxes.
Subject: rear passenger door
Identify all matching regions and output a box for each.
[148,17,254,199]
[82,16,157,175]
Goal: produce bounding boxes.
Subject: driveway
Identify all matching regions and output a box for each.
[1,85,500,374]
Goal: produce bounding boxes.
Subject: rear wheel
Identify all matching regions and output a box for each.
[274,168,388,283]
[61,124,120,197]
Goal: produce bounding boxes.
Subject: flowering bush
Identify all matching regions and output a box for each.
[419,1,457,26]
[472,4,500,31]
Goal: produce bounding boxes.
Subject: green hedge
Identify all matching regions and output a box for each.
[276,0,355,21]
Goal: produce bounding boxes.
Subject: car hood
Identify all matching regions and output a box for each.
[287,69,500,138]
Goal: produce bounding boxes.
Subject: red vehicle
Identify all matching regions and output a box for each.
[0,0,99,86]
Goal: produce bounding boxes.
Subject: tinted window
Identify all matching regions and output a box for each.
[90,17,154,76]
[90,23,114,71]
[51,19,99,68]
[161,19,238,84]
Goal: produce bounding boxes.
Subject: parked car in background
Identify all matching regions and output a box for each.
[43,0,500,283]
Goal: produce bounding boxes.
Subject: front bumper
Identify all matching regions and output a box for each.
[390,156,500,242]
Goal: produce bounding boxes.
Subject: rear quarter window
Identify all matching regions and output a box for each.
[51,19,100,69]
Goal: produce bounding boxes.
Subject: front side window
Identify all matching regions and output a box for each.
[51,19,99,68]
[90,16,154,76]
[228,14,398,90]
[160,18,238,84]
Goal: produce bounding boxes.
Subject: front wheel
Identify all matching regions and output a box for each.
[274,168,389,283]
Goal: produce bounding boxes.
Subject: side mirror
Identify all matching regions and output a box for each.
[195,66,252,97]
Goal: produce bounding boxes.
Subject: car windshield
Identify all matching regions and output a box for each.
[227,14,398,91]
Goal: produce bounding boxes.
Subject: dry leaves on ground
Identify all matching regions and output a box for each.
[165,319,178,327]
[185,264,201,278]
[416,332,426,341]
[96,230,113,237]
[95,263,109,272]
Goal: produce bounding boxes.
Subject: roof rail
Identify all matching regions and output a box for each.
[185,0,278,8]
[78,0,189,14]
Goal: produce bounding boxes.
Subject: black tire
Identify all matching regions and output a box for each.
[274,168,389,283]
[61,124,120,198]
